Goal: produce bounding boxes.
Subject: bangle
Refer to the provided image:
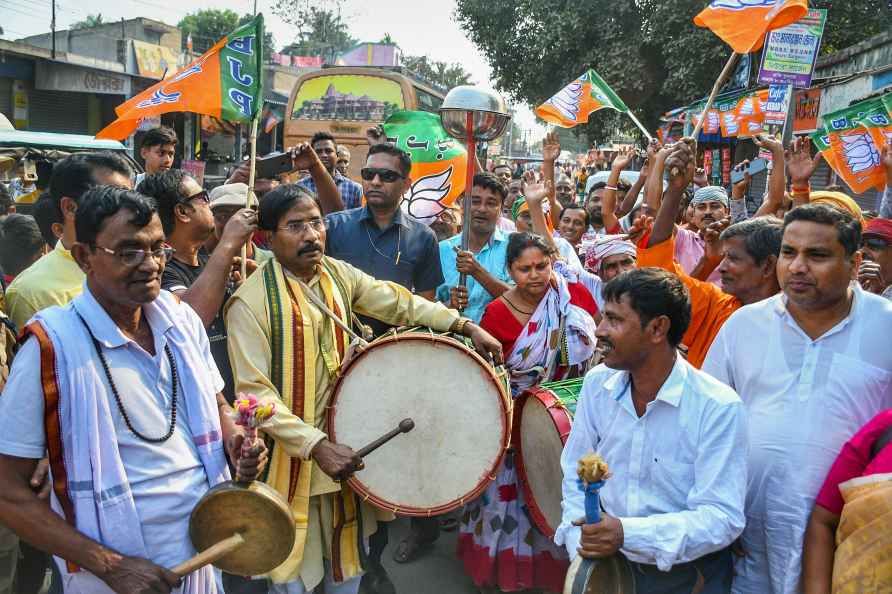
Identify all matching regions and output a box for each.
[604,185,619,191]
[791,184,810,193]
[452,317,470,336]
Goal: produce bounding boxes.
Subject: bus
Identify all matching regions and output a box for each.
[284,66,446,179]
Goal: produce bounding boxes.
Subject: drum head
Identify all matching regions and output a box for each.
[516,388,573,537]
[329,333,509,515]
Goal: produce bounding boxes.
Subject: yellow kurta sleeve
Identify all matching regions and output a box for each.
[226,297,326,460]
[5,287,38,331]
[336,260,461,331]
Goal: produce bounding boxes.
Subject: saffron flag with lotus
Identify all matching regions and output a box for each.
[381,110,468,225]
[821,96,892,193]
[694,0,808,54]
[535,70,629,128]
[97,15,263,140]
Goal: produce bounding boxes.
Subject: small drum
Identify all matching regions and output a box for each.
[328,330,510,516]
[514,377,583,538]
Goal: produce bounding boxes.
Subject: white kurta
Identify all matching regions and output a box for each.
[702,286,892,594]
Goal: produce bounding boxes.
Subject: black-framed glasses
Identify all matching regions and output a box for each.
[95,244,175,267]
[181,190,210,206]
[863,237,890,251]
[360,168,404,183]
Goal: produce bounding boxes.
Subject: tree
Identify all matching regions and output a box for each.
[177,10,275,56]
[238,13,276,58]
[402,54,473,91]
[71,14,104,30]
[275,3,356,61]
[455,0,892,141]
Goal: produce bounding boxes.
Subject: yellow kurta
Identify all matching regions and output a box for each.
[5,241,84,329]
[225,256,459,588]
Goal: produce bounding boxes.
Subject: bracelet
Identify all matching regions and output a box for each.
[791,184,811,192]
[604,185,619,191]
[452,317,471,336]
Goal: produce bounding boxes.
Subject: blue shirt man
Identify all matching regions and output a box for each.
[299,171,363,210]
[436,228,510,323]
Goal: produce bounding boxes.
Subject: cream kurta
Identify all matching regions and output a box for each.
[225,256,460,588]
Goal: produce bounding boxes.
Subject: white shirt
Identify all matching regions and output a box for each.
[702,286,892,594]
[0,289,222,569]
[556,357,748,571]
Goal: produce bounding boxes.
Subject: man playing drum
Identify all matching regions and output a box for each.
[224,184,503,594]
[557,268,748,593]
[0,187,266,594]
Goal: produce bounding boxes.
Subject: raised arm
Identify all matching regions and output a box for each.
[291,143,344,214]
[645,144,674,222]
[648,142,694,247]
[543,131,563,229]
[522,171,558,253]
[616,141,658,219]
[786,136,822,208]
[603,147,635,231]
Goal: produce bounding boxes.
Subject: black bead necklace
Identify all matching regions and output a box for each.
[77,313,178,443]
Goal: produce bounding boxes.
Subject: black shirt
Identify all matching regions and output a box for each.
[161,254,236,402]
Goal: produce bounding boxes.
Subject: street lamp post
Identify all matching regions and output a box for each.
[439,86,511,290]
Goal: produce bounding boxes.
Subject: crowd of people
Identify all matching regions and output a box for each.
[0,121,890,594]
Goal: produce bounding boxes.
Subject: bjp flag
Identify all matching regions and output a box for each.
[694,0,808,54]
[810,127,838,173]
[535,69,629,128]
[97,15,263,140]
[381,110,468,225]
[822,98,887,194]
[857,93,892,158]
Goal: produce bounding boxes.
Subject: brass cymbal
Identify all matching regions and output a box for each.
[564,555,635,594]
[189,480,295,576]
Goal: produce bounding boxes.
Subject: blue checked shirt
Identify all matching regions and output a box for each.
[297,172,364,210]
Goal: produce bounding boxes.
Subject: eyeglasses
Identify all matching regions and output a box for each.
[863,237,890,251]
[181,190,210,206]
[95,244,175,267]
[278,219,325,235]
[360,168,404,183]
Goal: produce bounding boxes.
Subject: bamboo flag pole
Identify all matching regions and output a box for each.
[691,52,740,139]
[626,111,654,142]
[242,115,260,280]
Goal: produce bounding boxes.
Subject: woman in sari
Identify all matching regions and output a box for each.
[457,232,599,593]
[802,409,892,594]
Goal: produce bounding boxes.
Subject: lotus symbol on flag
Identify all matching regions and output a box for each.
[545,81,583,122]
[723,113,740,135]
[402,166,454,224]
[841,133,881,175]
[738,97,756,116]
[710,0,776,9]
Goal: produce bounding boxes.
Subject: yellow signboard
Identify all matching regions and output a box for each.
[292,75,405,122]
[132,40,180,80]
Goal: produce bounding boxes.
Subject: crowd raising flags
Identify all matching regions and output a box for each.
[97,15,264,140]
[693,0,808,54]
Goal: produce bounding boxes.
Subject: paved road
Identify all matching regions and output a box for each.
[380,516,479,594]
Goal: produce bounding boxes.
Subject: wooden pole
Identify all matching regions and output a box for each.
[242,116,260,280]
[626,111,653,142]
[691,52,741,139]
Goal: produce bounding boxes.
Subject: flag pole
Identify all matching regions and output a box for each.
[242,115,259,280]
[691,52,740,139]
[626,111,653,142]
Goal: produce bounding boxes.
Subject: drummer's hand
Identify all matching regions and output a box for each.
[574,513,624,558]
[228,433,268,482]
[448,285,469,310]
[100,555,180,594]
[466,323,504,366]
[312,439,364,481]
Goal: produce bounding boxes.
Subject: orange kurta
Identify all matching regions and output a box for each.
[637,236,740,368]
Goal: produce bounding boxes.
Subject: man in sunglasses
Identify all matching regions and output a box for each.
[859,217,892,299]
[137,170,257,404]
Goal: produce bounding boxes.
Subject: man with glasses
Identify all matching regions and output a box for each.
[225,184,502,594]
[137,170,257,404]
[0,186,266,594]
[858,218,892,300]
[5,153,133,330]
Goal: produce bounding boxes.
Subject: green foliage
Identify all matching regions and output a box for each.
[275,3,356,61]
[402,54,473,91]
[71,14,104,30]
[177,10,274,56]
[455,0,892,142]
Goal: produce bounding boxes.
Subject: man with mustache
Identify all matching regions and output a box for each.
[557,268,747,593]
[702,204,892,594]
[323,142,444,591]
[0,186,265,594]
[857,217,892,299]
[225,185,503,594]
[675,186,727,285]
[635,141,782,368]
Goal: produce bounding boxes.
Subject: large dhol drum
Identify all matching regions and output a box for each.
[514,377,583,538]
[328,330,510,516]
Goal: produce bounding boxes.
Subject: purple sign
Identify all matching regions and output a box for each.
[757,9,827,89]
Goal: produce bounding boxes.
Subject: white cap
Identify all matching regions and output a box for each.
[209,183,258,209]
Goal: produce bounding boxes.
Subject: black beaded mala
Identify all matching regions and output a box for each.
[77,312,178,443]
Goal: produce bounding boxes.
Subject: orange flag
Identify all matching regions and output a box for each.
[97,15,263,140]
[535,69,629,128]
[694,0,808,54]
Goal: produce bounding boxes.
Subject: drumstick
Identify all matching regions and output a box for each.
[295,279,369,347]
[171,532,245,577]
[356,418,415,458]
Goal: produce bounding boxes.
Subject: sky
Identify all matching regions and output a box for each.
[4,0,542,130]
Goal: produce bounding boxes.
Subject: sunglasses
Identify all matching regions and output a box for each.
[181,190,210,206]
[360,168,404,183]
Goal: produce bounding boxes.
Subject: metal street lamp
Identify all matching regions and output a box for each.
[439,86,511,292]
